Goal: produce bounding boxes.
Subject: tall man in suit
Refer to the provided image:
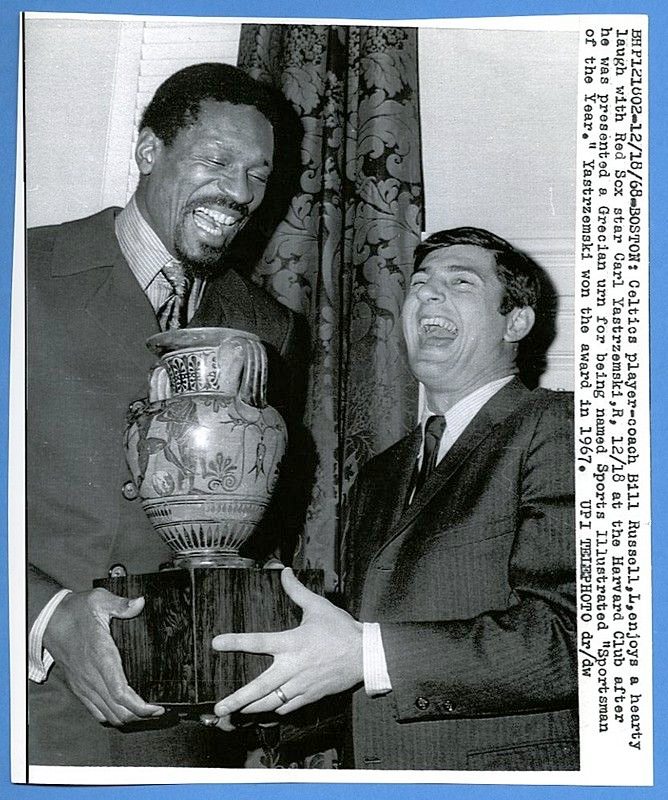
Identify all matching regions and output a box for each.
[212,227,578,771]
[27,63,306,766]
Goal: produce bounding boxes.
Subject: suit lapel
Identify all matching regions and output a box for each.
[84,261,160,372]
[51,208,159,372]
[349,427,421,615]
[363,427,422,551]
[190,268,256,331]
[374,378,531,559]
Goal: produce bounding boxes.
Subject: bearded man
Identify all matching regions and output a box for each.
[27,63,306,767]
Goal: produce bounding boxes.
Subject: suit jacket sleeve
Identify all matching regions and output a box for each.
[27,225,67,628]
[28,565,66,630]
[378,394,576,722]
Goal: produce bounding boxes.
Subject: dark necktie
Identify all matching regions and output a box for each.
[158,260,191,330]
[412,414,447,498]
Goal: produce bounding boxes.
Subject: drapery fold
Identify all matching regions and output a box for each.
[238,24,423,585]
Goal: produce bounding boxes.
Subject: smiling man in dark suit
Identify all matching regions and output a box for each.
[27,62,306,766]
[211,227,578,771]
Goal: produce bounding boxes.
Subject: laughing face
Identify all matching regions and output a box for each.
[134,99,274,274]
[401,244,534,406]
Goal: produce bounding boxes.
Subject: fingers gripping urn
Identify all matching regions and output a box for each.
[124,328,287,568]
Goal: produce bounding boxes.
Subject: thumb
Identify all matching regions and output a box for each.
[280,567,320,610]
[97,590,146,620]
[114,595,146,620]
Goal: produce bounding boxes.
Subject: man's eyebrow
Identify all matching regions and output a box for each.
[207,142,273,167]
[443,264,483,275]
[414,263,485,277]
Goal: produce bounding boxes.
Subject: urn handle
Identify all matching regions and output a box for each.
[148,364,171,402]
[242,336,268,409]
[218,336,267,409]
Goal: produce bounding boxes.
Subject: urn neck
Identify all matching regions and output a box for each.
[162,346,234,396]
[146,328,268,407]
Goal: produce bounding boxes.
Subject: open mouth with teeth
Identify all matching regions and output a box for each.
[419,316,458,341]
[192,205,243,239]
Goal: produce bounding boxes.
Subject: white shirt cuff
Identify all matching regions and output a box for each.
[362,622,392,696]
[28,589,71,683]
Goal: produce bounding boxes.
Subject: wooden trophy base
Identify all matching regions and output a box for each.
[94,567,323,712]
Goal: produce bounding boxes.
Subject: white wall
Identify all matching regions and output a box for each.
[25,19,124,225]
[420,27,578,389]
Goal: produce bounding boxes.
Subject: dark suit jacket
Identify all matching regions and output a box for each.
[26,207,306,766]
[343,379,578,770]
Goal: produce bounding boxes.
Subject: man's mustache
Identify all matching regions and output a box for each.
[187,196,250,219]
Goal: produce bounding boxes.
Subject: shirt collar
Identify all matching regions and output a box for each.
[420,374,515,445]
[115,194,174,290]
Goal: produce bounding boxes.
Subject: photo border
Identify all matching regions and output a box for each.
[1,0,665,797]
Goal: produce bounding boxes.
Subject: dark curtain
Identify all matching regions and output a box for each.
[238,24,423,588]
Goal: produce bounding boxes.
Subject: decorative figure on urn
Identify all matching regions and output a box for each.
[124,328,287,568]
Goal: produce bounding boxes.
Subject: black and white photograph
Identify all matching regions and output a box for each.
[10,11,651,786]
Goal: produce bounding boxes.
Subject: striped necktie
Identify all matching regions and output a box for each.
[411,414,447,500]
[158,260,191,330]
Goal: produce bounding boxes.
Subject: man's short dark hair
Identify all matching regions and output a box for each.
[140,62,282,146]
[413,227,541,314]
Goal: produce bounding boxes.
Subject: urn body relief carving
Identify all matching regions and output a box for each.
[124,328,287,567]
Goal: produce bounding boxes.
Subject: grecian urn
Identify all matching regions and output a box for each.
[124,327,287,568]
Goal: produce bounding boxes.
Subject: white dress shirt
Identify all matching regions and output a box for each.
[362,374,515,696]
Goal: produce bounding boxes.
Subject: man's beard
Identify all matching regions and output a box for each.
[176,239,229,280]
[175,198,250,279]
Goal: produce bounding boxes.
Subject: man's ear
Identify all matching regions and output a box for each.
[503,306,535,343]
[135,128,162,176]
